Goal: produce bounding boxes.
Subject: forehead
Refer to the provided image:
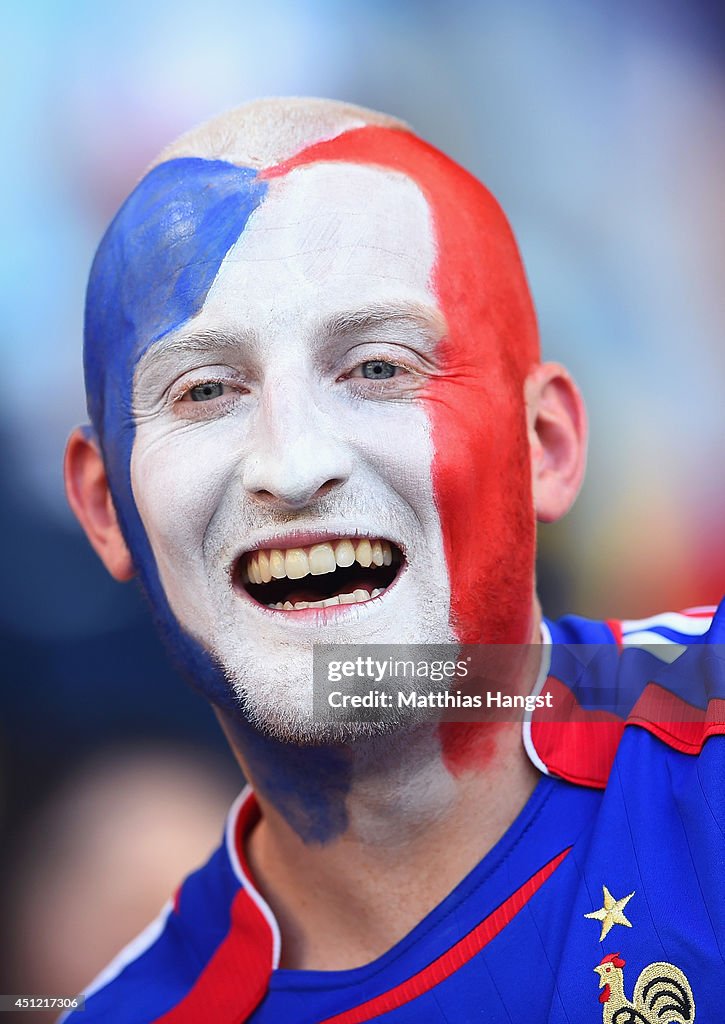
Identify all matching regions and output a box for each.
[171,162,437,342]
[88,125,539,447]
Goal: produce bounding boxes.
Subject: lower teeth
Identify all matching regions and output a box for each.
[268,587,383,610]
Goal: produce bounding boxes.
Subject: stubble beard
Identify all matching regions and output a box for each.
[208,585,458,746]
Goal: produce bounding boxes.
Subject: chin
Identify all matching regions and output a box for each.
[238,702,424,747]
[206,591,456,745]
[221,654,430,747]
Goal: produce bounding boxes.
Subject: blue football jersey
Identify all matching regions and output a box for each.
[61,601,725,1023]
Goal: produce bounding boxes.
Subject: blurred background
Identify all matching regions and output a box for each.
[0,0,723,1016]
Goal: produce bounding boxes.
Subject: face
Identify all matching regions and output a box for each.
[85,128,540,740]
[130,162,457,736]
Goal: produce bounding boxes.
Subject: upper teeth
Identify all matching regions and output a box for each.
[244,538,394,584]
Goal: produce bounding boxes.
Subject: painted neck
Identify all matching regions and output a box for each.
[214,605,544,848]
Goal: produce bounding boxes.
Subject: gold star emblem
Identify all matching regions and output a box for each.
[585,885,634,941]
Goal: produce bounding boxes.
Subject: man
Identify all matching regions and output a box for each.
[63,98,723,1022]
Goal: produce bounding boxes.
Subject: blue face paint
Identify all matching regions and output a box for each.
[84,158,268,709]
[225,715,352,843]
[84,156,358,843]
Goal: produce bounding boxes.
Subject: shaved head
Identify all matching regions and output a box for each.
[147,97,409,172]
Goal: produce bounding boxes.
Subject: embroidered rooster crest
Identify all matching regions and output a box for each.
[594,952,695,1023]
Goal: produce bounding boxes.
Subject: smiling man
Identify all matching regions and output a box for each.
[63,99,724,1023]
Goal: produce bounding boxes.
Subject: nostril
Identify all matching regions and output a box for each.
[315,479,345,499]
[249,476,345,509]
[242,438,353,508]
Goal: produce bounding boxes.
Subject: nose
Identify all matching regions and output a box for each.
[242,379,352,510]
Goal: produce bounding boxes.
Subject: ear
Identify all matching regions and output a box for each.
[64,427,135,581]
[524,363,588,523]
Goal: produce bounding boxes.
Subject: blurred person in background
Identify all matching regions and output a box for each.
[3,746,239,1024]
[57,98,724,1023]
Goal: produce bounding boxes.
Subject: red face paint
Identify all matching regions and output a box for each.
[264,129,540,771]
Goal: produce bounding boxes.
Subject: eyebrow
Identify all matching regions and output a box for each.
[140,326,254,365]
[135,299,447,394]
[133,327,255,401]
[316,301,447,345]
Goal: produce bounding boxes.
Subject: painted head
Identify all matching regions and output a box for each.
[66,98,586,741]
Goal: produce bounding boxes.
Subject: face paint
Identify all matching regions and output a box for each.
[228,720,354,844]
[130,163,456,739]
[85,158,269,707]
[85,125,539,748]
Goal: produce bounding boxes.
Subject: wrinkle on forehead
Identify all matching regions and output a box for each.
[194,163,439,338]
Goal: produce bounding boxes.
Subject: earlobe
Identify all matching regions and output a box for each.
[525,363,588,524]
[64,427,135,581]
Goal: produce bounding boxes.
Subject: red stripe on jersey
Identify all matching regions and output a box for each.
[317,847,571,1024]
[628,688,725,755]
[530,677,624,788]
[155,887,273,1024]
[530,676,725,786]
[155,884,272,1019]
[605,618,624,648]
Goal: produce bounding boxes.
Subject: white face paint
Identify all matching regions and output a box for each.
[131,163,454,740]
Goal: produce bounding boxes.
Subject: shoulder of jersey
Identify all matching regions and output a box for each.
[526,598,725,788]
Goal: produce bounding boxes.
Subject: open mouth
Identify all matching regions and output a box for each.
[233,536,404,611]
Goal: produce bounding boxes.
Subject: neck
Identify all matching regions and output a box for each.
[215,608,544,970]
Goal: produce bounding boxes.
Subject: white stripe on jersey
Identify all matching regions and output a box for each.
[619,633,688,662]
[226,787,281,969]
[522,621,554,778]
[620,611,714,638]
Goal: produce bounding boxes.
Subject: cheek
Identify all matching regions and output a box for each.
[324,395,454,630]
[345,399,445,543]
[423,365,535,644]
[130,424,236,590]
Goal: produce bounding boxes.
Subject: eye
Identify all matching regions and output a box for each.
[170,372,248,417]
[185,382,227,402]
[340,354,421,396]
[360,360,397,380]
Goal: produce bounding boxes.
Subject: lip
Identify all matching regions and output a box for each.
[229,526,408,622]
